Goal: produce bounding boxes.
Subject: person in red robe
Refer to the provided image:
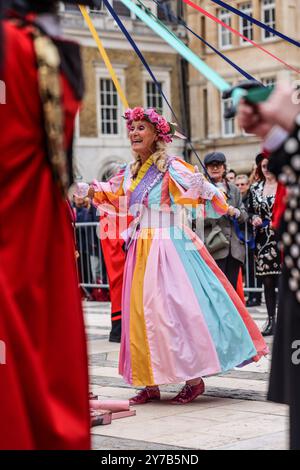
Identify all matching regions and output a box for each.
[97,164,129,343]
[0,0,95,450]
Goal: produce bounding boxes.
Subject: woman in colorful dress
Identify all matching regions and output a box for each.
[249,157,281,336]
[89,107,268,405]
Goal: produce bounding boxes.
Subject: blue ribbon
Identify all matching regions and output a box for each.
[103,0,211,177]
[153,0,259,83]
[232,218,255,250]
[210,0,300,49]
[232,217,270,250]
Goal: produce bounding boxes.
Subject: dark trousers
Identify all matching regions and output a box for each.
[216,255,242,291]
[268,268,300,449]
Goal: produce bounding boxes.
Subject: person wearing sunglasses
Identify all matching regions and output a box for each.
[248,155,281,336]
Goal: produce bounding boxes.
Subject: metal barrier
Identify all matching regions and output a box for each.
[243,223,264,294]
[75,222,109,290]
[75,221,263,294]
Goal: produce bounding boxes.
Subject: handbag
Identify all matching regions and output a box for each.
[205,222,230,254]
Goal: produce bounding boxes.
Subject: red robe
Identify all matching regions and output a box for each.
[237,269,246,305]
[272,182,287,231]
[0,21,90,449]
[99,215,127,319]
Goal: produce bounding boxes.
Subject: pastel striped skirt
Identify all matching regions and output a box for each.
[119,223,268,386]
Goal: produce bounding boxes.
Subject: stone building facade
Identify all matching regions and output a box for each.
[187,0,300,173]
[60,1,188,182]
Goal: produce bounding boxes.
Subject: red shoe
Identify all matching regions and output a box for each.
[170,380,205,404]
[129,386,160,405]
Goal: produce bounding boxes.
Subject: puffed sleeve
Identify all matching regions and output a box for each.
[92,165,127,215]
[168,157,228,218]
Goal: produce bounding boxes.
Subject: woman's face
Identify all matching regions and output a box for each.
[128,120,158,156]
[261,158,271,178]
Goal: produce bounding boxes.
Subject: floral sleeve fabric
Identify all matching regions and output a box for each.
[168,158,228,217]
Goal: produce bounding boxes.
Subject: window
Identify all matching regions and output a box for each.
[221,90,235,137]
[218,9,232,48]
[112,0,131,17]
[99,79,119,135]
[146,81,164,114]
[60,3,80,13]
[200,16,206,55]
[157,0,174,22]
[262,0,276,40]
[89,1,105,14]
[239,2,253,43]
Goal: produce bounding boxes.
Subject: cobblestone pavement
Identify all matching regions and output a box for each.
[84,301,288,450]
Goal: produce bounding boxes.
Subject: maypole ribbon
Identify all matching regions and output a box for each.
[103,0,178,124]
[79,5,129,109]
[103,0,211,176]
[118,0,230,93]
[183,0,300,75]
[151,0,259,83]
[210,0,300,49]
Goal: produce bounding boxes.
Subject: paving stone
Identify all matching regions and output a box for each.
[84,302,288,450]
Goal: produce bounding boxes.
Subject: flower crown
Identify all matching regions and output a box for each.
[124,107,176,143]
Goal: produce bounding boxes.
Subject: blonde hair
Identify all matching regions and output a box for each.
[130,140,168,178]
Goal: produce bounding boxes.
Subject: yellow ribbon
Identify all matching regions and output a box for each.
[79,5,129,109]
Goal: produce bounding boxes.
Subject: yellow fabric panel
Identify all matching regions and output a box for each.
[169,177,204,207]
[130,229,156,386]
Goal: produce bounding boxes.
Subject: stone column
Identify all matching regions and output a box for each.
[253,0,261,43]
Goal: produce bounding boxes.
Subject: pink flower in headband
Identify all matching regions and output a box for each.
[145,108,160,124]
[157,118,170,134]
[124,109,132,120]
[132,107,145,121]
[163,134,173,144]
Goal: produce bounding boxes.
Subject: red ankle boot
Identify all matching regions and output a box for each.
[129,386,160,405]
[170,379,205,404]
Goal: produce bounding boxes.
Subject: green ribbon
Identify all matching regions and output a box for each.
[118,0,230,93]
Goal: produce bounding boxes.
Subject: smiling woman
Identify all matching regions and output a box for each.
[90,106,268,406]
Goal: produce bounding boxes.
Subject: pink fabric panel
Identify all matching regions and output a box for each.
[143,230,221,384]
[118,240,137,383]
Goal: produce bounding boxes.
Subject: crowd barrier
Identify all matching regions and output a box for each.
[76,221,263,294]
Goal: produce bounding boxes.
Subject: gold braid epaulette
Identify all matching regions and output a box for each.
[32,27,69,197]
